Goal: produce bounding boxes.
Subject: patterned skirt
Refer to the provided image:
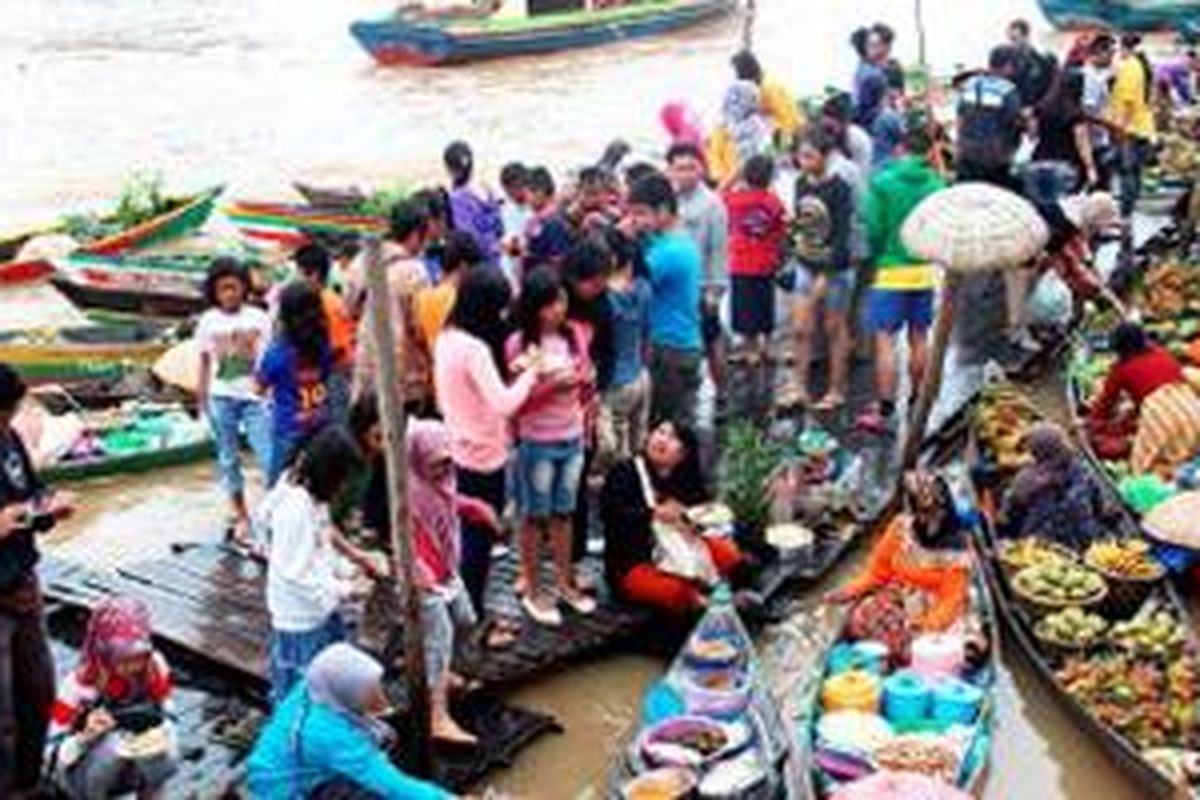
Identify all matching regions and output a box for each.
[1131,383,1200,475]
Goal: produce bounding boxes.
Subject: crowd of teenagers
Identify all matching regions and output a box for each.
[1,16,1198,799]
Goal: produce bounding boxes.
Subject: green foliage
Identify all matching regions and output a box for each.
[60,173,176,242]
[721,422,784,535]
[356,186,410,219]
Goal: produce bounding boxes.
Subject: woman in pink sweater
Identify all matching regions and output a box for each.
[434,267,539,648]
[506,268,597,627]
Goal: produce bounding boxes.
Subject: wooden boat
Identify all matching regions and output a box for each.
[968,386,1200,798]
[0,323,175,385]
[224,199,386,250]
[797,465,998,799]
[76,186,223,257]
[1039,0,1200,33]
[350,0,736,67]
[292,181,369,212]
[51,253,207,319]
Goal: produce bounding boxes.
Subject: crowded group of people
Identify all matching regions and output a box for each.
[3,14,1199,799]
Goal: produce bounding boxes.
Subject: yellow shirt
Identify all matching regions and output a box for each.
[762,78,803,138]
[1109,55,1156,141]
[413,282,458,356]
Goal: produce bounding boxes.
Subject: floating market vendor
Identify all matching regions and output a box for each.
[1000,422,1113,549]
[600,421,744,615]
[1088,322,1200,475]
[827,471,968,633]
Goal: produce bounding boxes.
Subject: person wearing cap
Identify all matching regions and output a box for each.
[48,596,178,798]
[443,140,504,268]
[0,361,74,797]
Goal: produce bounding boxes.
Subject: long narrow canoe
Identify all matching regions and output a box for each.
[77,186,224,256]
[1039,0,1200,32]
[52,254,207,319]
[41,437,213,483]
[350,0,736,67]
[224,200,386,249]
[0,323,175,385]
[969,387,1197,799]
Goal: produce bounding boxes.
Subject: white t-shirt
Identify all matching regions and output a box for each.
[195,306,272,400]
[261,478,350,632]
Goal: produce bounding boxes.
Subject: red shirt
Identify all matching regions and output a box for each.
[723,188,787,277]
[1090,345,1186,421]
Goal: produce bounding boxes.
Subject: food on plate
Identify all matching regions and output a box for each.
[1085,539,1165,581]
[622,767,697,800]
[999,537,1077,572]
[1034,607,1107,648]
[1013,562,1107,605]
[1109,612,1189,659]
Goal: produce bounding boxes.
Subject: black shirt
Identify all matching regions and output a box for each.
[0,430,44,593]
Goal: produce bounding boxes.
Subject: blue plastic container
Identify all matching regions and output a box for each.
[882,669,931,726]
[931,678,984,726]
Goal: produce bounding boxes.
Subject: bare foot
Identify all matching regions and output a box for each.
[433,714,478,745]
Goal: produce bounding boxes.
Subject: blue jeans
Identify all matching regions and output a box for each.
[1119,138,1153,218]
[207,396,273,497]
[515,438,585,518]
[269,613,346,706]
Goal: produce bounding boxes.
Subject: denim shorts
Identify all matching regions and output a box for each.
[793,269,855,314]
[867,288,935,333]
[515,438,585,518]
[269,612,346,706]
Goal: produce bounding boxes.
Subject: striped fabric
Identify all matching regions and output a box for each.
[1131,382,1200,475]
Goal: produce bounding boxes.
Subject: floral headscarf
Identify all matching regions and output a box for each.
[722,80,771,168]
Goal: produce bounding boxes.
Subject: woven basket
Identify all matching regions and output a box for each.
[1086,560,1166,620]
[998,539,1079,582]
[1011,567,1108,619]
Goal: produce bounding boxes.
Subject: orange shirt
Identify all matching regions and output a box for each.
[413,282,458,357]
[840,516,969,632]
[322,289,355,371]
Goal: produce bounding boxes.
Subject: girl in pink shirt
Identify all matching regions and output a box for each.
[506,267,597,626]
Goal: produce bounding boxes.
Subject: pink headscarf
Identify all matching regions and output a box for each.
[660,100,706,149]
[406,419,458,587]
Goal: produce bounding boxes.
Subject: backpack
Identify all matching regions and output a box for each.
[957,75,1022,171]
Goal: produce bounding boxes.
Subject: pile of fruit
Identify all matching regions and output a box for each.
[1035,607,1108,649]
[1013,562,1107,607]
[1141,262,1200,320]
[1085,540,1165,581]
[1109,613,1189,659]
[976,386,1039,470]
[1058,655,1200,751]
[1156,132,1200,181]
[1000,538,1077,572]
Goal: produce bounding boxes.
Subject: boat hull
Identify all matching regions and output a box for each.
[1039,0,1200,32]
[350,0,735,66]
[0,324,173,384]
[78,186,223,256]
[41,438,213,483]
[224,200,386,248]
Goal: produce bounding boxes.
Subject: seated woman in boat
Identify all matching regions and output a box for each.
[1000,422,1113,549]
[600,421,744,616]
[49,597,178,799]
[248,643,453,800]
[1088,321,1200,475]
[827,471,968,633]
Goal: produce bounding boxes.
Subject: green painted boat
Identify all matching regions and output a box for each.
[77,186,224,256]
[41,438,214,483]
[0,323,176,385]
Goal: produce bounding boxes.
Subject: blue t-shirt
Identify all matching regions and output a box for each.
[645,231,702,353]
[607,278,652,388]
[524,212,573,271]
[256,338,333,445]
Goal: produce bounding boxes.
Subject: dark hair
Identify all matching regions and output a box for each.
[443,140,474,188]
[872,23,895,46]
[500,162,529,192]
[648,421,708,506]
[598,140,632,174]
[903,115,935,156]
[904,472,963,550]
[820,92,854,126]
[277,281,330,367]
[628,173,677,216]
[1120,33,1142,51]
[515,266,571,351]
[1090,33,1116,55]
[388,198,430,243]
[601,225,637,270]
[410,187,451,229]
[0,363,27,414]
[1111,321,1150,360]
[851,27,871,59]
[623,162,661,189]
[527,166,556,198]
[294,242,332,287]
[442,230,483,276]
[666,142,706,165]
[731,50,763,84]
[1009,18,1031,37]
[292,425,364,503]
[1037,67,1085,122]
[577,166,607,191]
[447,266,513,358]
[797,124,842,158]
[348,393,380,444]
[989,45,1020,73]
[565,237,611,288]
[885,61,906,93]
[742,154,775,189]
[203,256,251,308]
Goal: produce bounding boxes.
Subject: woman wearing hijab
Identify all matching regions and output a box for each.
[707,80,772,189]
[828,471,969,632]
[248,643,453,800]
[1001,422,1112,549]
[49,597,177,799]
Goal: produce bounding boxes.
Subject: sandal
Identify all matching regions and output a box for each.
[813,393,845,412]
[481,619,519,650]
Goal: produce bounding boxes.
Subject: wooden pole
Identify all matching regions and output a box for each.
[900,272,960,472]
[742,0,756,52]
[362,236,432,775]
[914,0,928,74]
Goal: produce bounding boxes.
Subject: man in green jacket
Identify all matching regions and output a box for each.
[857,125,946,432]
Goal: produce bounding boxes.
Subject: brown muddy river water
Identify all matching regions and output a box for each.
[10,0,1161,796]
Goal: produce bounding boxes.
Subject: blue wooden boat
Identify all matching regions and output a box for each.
[350,0,736,67]
[1039,0,1200,33]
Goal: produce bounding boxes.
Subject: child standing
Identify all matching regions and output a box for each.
[601,230,652,461]
[506,268,597,626]
[294,243,355,424]
[523,167,573,273]
[261,426,366,705]
[196,257,274,545]
[723,154,787,366]
[499,162,532,290]
[256,282,334,484]
[49,597,178,799]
